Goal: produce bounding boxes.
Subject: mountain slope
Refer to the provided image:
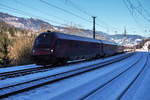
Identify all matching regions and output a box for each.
[0,12,53,31]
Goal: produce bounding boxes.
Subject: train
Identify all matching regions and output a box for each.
[32,31,124,65]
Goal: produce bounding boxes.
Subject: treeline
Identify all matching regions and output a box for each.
[0,21,28,37]
[0,20,36,67]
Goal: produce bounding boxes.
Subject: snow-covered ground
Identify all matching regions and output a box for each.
[85,52,148,100]
[0,53,131,89]
[136,49,150,52]
[121,53,150,100]
[3,52,149,100]
[0,64,42,73]
[0,53,130,74]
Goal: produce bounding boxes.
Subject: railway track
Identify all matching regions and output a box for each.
[0,53,133,98]
[0,58,89,80]
[35,52,147,100]
[0,53,131,80]
[0,66,54,80]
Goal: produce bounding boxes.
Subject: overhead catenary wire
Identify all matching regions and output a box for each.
[60,0,112,34]
[126,0,150,24]
[62,0,92,17]
[0,6,27,16]
[14,0,68,23]
[123,0,140,24]
[39,0,92,23]
[1,0,121,35]
[64,1,111,27]
[136,0,150,18]
[135,0,150,33]
[124,0,150,34]
[122,0,145,32]
[0,3,64,25]
[0,1,94,35]
[62,0,121,33]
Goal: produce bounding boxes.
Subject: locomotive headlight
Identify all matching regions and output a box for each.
[51,49,54,53]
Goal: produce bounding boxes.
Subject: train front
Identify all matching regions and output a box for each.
[32,32,56,65]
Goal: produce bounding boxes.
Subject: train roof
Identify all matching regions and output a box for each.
[40,31,123,46]
[43,31,102,44]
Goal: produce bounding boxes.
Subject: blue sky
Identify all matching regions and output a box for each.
[0,0,150,37]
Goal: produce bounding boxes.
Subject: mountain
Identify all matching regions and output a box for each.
[110,34,145,46]
[0,12,146,46]
[0,12,53,32]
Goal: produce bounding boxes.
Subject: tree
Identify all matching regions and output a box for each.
[8,27,15,36]
[0,31,10,66]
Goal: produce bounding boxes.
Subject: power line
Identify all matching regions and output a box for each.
[0,6,26,16]
[72,1,119,30]
[0,3,63,25]
[15,0,68,23]
[122,0,145,32]
[126,0,150,23]
[62,0,114,30]
[14,0,93,31]
[63,0,92,17]
[136,0,150,18]
[40,0,118,34]
[1,0,120,34]
[39,0,91,23]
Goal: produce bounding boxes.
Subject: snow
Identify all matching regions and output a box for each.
[0,53,132,89]
[85,52,147,100]
[67,59,85,63]
[136,49,150,52]
[0,64,42,73]
[2,52,139,100]
[121,53,150,100]
[142,41,150,51]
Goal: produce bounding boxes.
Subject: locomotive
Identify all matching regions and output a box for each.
[32,31,124,65]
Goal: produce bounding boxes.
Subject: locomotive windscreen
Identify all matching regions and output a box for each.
[34,33,51,49]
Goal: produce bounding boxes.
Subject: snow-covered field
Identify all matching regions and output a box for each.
[0,52,131,89]
[2,52,150,100]
[0,53,130,74]
[0,64,42,73]
[136,48,150,52]
[85,53,148,100]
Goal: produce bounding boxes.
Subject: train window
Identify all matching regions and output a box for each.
[34,34,51,48]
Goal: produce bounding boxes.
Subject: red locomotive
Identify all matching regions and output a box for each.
[32,31,124,65]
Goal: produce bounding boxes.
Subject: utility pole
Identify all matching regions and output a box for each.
[123,27,127,46]
[115,30,118,40]
[92,16,96,39]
